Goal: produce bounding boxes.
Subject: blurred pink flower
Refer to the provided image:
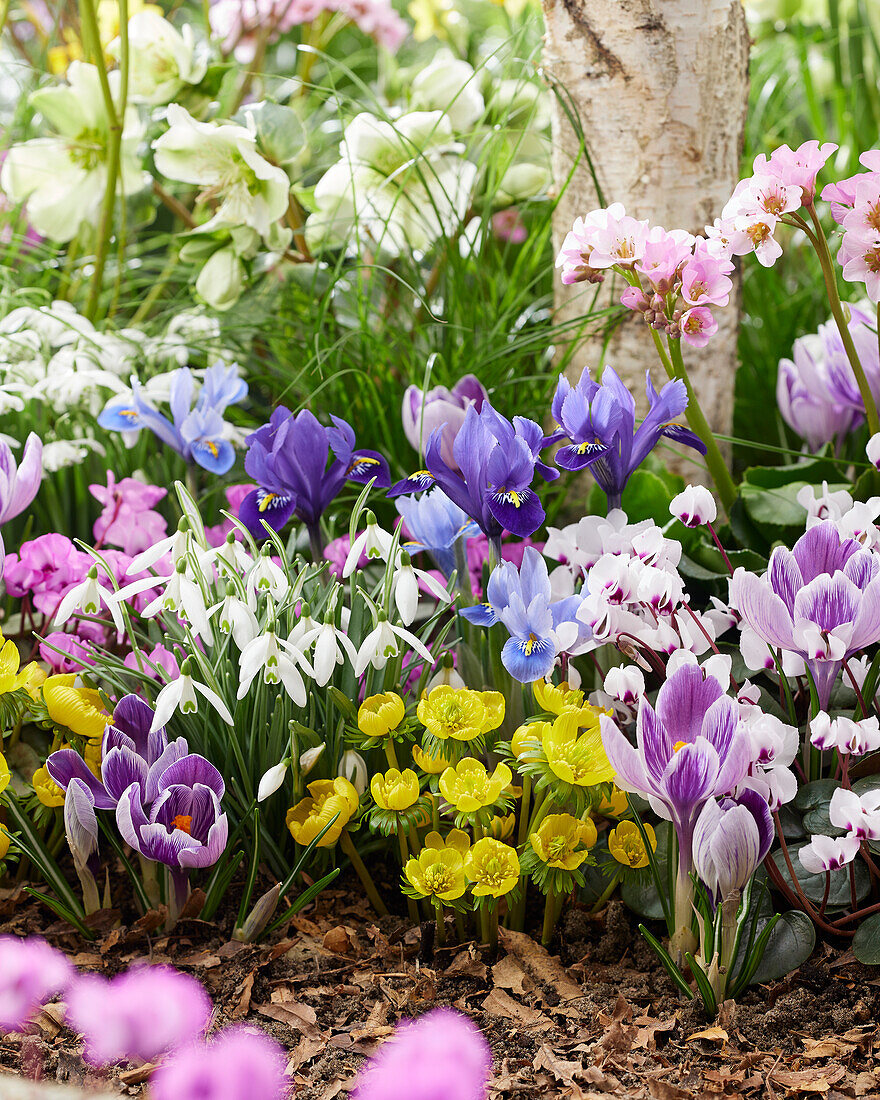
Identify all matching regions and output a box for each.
[491,208,527,244]
[0,936,72,1033]
[205,483,253,547]
[150,1025,291,1100]
[90,473,167,556]
[124,643,180,682]
[4,534,92,616]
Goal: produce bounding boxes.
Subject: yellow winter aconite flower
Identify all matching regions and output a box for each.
[371,768,420,811]
[286,777,359,847]
[542,708,615,788]
[0,636,45,699]
[0,751,10,796]
[42,675,108,742]
[412,742,452,774]
[595,785,629,818]
[439,759,512,813]
[532,680,584,716]
[358,692,405,738]
[424,829,470,856]
[0,827,9,860]
[33,765,65,808]
[488,812,516,841]
[44,0,162,74]
[510,721,547,759]
[465,837,520,898]
[417,685,504,742]
[408,0,458,41]
[608,821,656,869]
[405,847,467,902]
[530,814,597,871]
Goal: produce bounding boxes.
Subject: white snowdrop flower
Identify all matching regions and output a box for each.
[41,438,105,471]
[246,548,289,602]
[354,614,434,676]
[237,629,313,703]
[299,745,325,776]
[296,620,358,687]
[140,560,212,640]
[338,750,368,796]
[151,661,234,732]
[210,584,260,650]
[343,514,394,578]
[426,661,466,692]
[130,518,196,573]
[54,565,124,635]
[258,760,288,802]
[390,555,451,625]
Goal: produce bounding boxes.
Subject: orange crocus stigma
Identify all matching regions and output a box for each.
[171,815,193,834]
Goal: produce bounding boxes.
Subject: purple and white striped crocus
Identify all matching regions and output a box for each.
[600,657,752,950]
[729,522,880,710]
[402,374,487,470]
[116,754,228,916]
[692,786,773,903]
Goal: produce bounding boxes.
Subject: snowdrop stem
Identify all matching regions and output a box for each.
[666,337,737,514]
[339,831,388,917]
[806,201,880,437]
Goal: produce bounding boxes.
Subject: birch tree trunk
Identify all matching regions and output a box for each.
[541,0,750,465]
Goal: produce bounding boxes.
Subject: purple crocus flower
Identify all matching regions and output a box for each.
[0,936,72,1033]
[150,1026,291,1100]
[0,432,42,574]
[65,966,212,1066]
[239,407,391,548]
[599,661,751,875]
[390,402,557,551]
[353,1007,491,1100]
[549,367,706,511]
[729,521,880,709]
[98,364,247,475]
[692,787,773,903]
[402,374,487,470]
[116,754,228,913]
[47,694,188,811]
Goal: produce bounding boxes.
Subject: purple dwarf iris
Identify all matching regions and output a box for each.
[98,363,247,474]
[402,374,488,469]
[461,546,587,681]
[730,521,880,709]
[549,367,706,510]
[692,787,773,903]
[395,488,479,578]
[116,754,228,913]
[0,432,42,574]
[600,661,751,876]
[47,694,188,810]
[390,402,556,552]
[239,407,391,548]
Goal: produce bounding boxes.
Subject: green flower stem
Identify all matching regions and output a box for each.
[541,889,559,947]
[806,202,880,438]
[508,774,532,931]
[431,793,441,833]
[339,831,388,917]
[396,829,419,925]
[527,790,555,835]
[589,869,622,915]
[666,336,737,513]
[487,904,499,951]
[384,739,400,771]
[434,900,446,945]
[80,0,128,322]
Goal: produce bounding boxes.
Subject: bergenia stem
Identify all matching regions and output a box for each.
[81,0,128,322]
[806,202,880,437]
[666,337,738,513]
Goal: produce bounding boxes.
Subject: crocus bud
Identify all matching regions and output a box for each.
[867,433,880,470]
[603,665,644,706]
[692,787,773,902]
[401,374,487,469]
[339,750,368,796]
[670,484,717,527]
[234,882,281,943]
[299,744,325,776]
[257,760,288,802]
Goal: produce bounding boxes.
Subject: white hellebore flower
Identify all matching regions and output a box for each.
[258,760,289,802]
[1,62,148,242]
[151,661,234,732]
[306,110,477,257]
[153,105,290,237]
[116,11,207,106]
[354,613,434,676]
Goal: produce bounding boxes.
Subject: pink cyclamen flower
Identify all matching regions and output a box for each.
[3,533,92,616]
[150,1026,291,1100]
[680,306,719,348]
[491,208,527,244]
[0,935,72,1033]
[66,966,212,1066]
[39,628,105,673]
[353,1007,492,1100]
[752,140,838,205]
[90,472,167,556]
[810,711,880,755]
[123,643,181,682]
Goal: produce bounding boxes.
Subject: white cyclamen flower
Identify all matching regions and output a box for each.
[1,62,148,241]
[153,105,291,237]
[670,484,717,527]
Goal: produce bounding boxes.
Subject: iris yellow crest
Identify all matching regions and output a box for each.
[464,837,520,898]
[371,768,420,811]
[286,777,359,847]
[608,820,656,869]
[439,758,512,813]
[530,814,597,871]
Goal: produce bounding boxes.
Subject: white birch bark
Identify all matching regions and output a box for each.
[541,0,750,460]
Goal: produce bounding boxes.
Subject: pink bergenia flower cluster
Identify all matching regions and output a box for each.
[210,0,406,62]
[822,150,880,301]
[555,203,733,348]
